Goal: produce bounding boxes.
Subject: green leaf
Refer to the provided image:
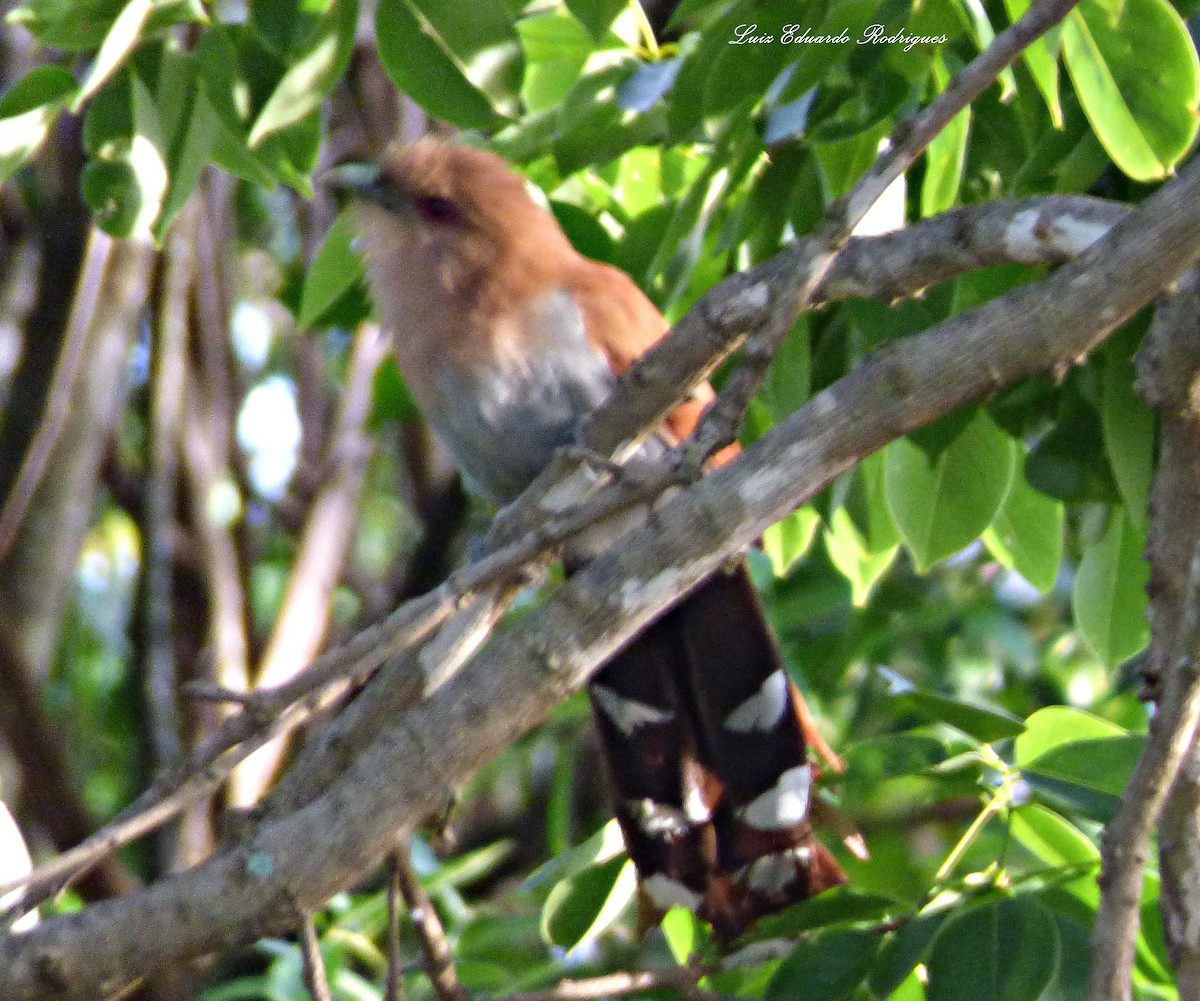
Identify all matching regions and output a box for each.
[566,0,626,39]
[764,928,879,1001]
[660,907,708,965]
[298,213,366,328]
[981,464,1064,594]
[1015,706,1127,767]
[554,60,665,174]
[375,0,523,129]
[7,0,204,50]
[843,732,955,781]
[762,507,821,578]
[248,0,358,147]
[72,0,153,113]
[1004,0,1063,126]
[926,896,1059,1001]
[1062,0,1200,181]
[1071,506,1150,667]
[1010,805,1100,904]
[0,66,77,183]
[523,818,626,892]
[826,451,900,605]
[894,690,1026,743]
[870,909,952,997]
[540,855,637,950]
[921,53,970,216]
[956,0,1017,100]
[1023,734,1145,798]
[1101,326,1154,528]
[885,408,1017,572]
[743,889,898,944]
[516,10,595,114]
[153,53,219,238]
[825,509,898,608]
[82,73,168,237]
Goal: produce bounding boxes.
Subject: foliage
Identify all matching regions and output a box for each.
[1,0,1198,998]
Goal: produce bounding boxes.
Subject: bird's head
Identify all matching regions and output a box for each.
[322,141,575,308]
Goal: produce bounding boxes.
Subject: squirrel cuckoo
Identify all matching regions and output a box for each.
[326,140,846,939]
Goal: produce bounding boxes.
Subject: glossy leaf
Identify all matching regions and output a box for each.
[1023,734,1145,798]
[72,0,153,112]
[566,0,626,39]
[1004,0,1063,126]
[764,927,879,1001]
[540,855,637,950]
[298,212,366,329]
[762,508,822,578]
[927,896,1059,1001]
[981,464,1064,594]
[376,0,523,129]
[1101,326,1154,528]
[742,888,898,943]
[870,909,951,997]
[516,10,595,114]
[921,53,970,216]
[7,0,204,50]
[248,0,358,147]
[0,66,77,183]
[1062,0,1200,181]
[826,451,900,605]
[1015,706,1127,767]
[894,690,1025,743]
[1072,507,1150,667]
[885,408,1017,572]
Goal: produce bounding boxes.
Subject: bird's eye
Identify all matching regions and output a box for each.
[414,196,462,226]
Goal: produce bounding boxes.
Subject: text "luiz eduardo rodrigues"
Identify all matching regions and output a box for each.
[730,23,950,51]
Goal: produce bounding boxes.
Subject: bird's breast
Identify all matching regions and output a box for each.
[406,288,618,503]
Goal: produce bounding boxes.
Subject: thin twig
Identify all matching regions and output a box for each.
[493,966,708,1001]
[0,226,112,559]
[390,841,469,1001]
[386,851,407,1001]
[142,201,196,876]
[300,915,334,1001]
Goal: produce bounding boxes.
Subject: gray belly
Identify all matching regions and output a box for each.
[425,356,616,504]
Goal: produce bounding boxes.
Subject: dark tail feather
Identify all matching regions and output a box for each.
[588,562,846,940]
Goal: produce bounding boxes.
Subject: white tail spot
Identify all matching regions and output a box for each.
[725,670,788,733]
[642,873,704,911]
[591,684,672,736]
[741,764,812,829]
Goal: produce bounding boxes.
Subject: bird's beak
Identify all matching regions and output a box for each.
[320,162,413,218]
[320,161,383,197]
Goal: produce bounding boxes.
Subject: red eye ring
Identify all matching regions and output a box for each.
[414,195,462,226]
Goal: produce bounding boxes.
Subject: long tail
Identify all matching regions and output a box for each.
[588,562,846,941]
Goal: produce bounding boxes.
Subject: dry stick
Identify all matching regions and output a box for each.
[227,322,389,808]
[494,968,708,1001]
[0,226,112,560]
[390,842,469,1001]
[144,203,196,856]
[0,192,1132,914]
[1086,541,1200,1001]
[300,915,334,1001]
[385,856,407,1001]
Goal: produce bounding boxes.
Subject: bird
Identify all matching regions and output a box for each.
[324,140,848,940]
